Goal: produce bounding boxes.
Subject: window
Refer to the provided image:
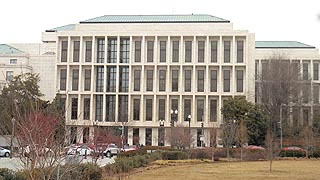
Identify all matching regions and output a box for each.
[255,62,258,80]
[197,99,204,122]
[210,70,217,92]
[160,41,166,62]
[95,95,103,121]
[97,38,105,63]
[5,71,14,82]
[61,41,68,62]
[171,99,179,121]
[185,70,191,92]
[236,70,244,92]
[84,69,91,91]
[133,99,140,121]
[211,41,217,62]
[9,59,17,64]
[73,41,80,62]
[314,85,319,104]
[185,41,192,62]
[237,40,244,63]
[119,66,129,92]
[135,41,141,62]
[106,66,116,92]
[303,63,309,80]
[172,41,179,62]
[147,41,154,62]
[133,128,139,145]
[158,99,166,120]
[172,70,179,92]
[184,99,191,121]
[70,127,77,144]
[96,66,104,92]
[83,98,90,120]
[223,70,230,92]
[314,63,319,80]
[146,70,153,91]
[146,99,153,121]
[159,70,166,91]
[210,100,217,122]
[106,95,116,122]
[118,95,128,122]
[146,128,152,146]
[71,98,78,120]
[197,70,204,92]
[60,69,67,90]
[198,41,205,62]
[120,38,130,63]
[72,69,79,91]
[134,70,141,91]
[85,41,92,62]
[224,41,231,63]
[83,127,89,143]
[108,38,117,63]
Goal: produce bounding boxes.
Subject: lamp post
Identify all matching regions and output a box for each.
[187,115,191,148]
[159,119,165,146]
[170,109,178,147]
[10,117,15,159]
[279,104,284,149]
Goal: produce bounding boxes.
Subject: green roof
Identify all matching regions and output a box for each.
[46,24,75,32]
[80,14,229,23]
[256,41,315,49]
[0,44,25,55]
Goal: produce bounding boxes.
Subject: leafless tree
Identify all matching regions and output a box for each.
[303,126,315,158]
[165,123,194,149]
[208,127,218,161]
[221,121,238,161]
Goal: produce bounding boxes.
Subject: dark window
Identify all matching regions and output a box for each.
[255,62,258,80]
[97,38,105,63]
[172,70,179,92]
[146,70,153,91]
[73,41,80,62]
[314,85,319,104]
[85,41,92,62]
[83,127,89,143]
[96,66,104,92]
[106,95,116,122]
[303,63,308,80]
[172,41,179,62]
[72,69,79,91]
[160,41,166,62]
[210,100,217,122]
[185,41,192,62]
[9,59,17,64]
[197,129,202,147]
[171,99,179,122]
[120,38,130,63]
[83,98,90,120]
[133,99,140,121]
[5,71,13,82]
[146,99,153,121]
[71,98,78,120]
[134,70,141,91]
[211,41,217,62]
[237,70,244,92]
[84,69,91,91]
[198,41,205,62]
[60,69,67,90]
[147,41,154,62]
[237,40,244,63]
[223,70,230,92]
[224,41,231,63]
[70,127,77,144]
[133,128,139,145]
[146,128,152,146]
[106,66,116,92]
[118,95,128,122]
[159,70,166,91]
[197,70,204,92]
[197,99,204,122]
[95,95,103,121]
[185,70,191,92]
[210,70,217,92]
[135,41,141,62]
[119,66,129,92]
[314,63,319,80]
[61,41,68,62]
[108,38,117,63]
[158,99,166,120]
[184,99,191,121]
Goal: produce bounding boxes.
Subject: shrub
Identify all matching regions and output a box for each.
[161,151,188,160]
[279,150,306,157]
[120,149,147,157]
[0,168,17,180]
[310,149,320,158]
[190,149,211,159]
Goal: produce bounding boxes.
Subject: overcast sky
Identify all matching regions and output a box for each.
[1,0,320,48]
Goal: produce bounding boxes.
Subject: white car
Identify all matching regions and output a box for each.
[67,145,93,156]
[0,147,11,157]
[103,144,121,157]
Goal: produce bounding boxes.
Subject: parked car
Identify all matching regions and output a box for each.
[245,145,265,150]
[103,143,121,157]
[66,144,93,156]
[281,146,305,151]
[0,147,10,157]
[122,145,138,152]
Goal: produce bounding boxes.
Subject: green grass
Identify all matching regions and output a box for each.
[128,159,320,180]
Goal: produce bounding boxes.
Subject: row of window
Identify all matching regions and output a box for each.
[60,39,245,64]
[59,68,244,93]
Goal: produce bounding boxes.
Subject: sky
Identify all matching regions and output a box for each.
[1,0,320,48]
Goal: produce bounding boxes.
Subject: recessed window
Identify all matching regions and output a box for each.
[10,59,17,64]
[6,71,13,81]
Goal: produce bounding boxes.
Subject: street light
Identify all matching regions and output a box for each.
[170,109,178,127]
[159,119,165,146]
[187,115,191,148]
[10,117,15,159]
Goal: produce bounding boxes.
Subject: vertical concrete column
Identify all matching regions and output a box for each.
[77,127,83,143]
[128,128,133,145]
[152,128,158,146]
[139,128,146,146]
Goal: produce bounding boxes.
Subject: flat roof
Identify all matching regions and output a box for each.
[256,41,315,49]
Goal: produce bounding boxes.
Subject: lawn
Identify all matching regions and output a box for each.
[128,159,320,180]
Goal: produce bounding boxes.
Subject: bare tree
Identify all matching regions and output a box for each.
[165,124,194,149]
[208,127,218,161]
[303,126,315,158]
